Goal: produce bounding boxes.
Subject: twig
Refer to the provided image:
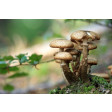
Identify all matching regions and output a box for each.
[40,59,54,64]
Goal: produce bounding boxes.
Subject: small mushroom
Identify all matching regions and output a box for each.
[108,65,112,69]
[87,31,100,40]
[54,52,75,84]
[88,43,97,50]
[91,73,110,81]
[107,65,112,76]
[65,48,78,60]
[87,57,98,74]
[54,52,73,62]
[79,43,97,50]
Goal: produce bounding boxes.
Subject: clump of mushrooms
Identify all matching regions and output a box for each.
[50,30,100,84]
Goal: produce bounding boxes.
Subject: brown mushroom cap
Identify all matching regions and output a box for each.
[54,52,73,61]
[71,30,86,41]
[88,57,98,65]
[88,43,97,50]
[108,65,112,70]
[87,31,100,40]
[79,43,97,50]
[91,73,110,79]
[65,48,79,55]
[50,39,74,48]
[71,30,100,42]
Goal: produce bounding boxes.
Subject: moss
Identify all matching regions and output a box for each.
[49,75,112,94]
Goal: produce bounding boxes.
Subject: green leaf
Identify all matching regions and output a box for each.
[0,68,8,74]
[8,72,28,78]
[3,84,14,92]
[0,62,8,68]
[9,66,19,71]
[3,56,14,61]
[29,54,42,65]
[16,54,28,64]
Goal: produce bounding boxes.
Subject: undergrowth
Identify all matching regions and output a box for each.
[49,75,112,94]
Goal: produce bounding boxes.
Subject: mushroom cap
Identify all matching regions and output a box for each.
[71,30,86,41]
[54,52,73,61]
[71,30,100,42]
[91,73,110,79]
[55,59,61,63]
[78,43,97,50]
[65,48,79,55]
[108,65,112,70]
[88,43,97,50]
[88,57,97,65]
[73,43,79,49]
[87,31,100,40]
[50,39,74,48]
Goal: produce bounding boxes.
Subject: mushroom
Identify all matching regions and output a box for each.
[50,39,74,52]
[87,31,100,40]
[65,48,79,77]
[65,48,80,75]
[91,73,110,82]
[65,48,78,60]
[54,52,76,84]
[70,30,100,82]
[107,65,112,77]
[78,43,97,50]
[87,57,98,74]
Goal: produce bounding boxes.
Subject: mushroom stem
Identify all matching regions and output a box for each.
[70,55,76,71]
[59,48,76,84]
[59,48,64,52]
[87,65,91,74]
[80,39,89,82]
[74,52,81,72]
[72,52,81,80]
[61,63,76,84]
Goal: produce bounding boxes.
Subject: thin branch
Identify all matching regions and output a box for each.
[40,59,54,64]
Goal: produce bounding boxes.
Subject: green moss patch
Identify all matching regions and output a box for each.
[49,75,112,94]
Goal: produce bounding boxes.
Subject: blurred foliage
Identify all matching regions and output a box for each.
[0,19,52,46]
[8,72,28,78]
[0,53,43,92]
[65,19,112,28]
[3,84,14,92]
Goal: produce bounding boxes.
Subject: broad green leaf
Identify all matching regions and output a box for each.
[3,84,14,92]
[3,56,14,61]
[8,72,28,78]
[20,55,28,63]
[16,54,28,64]
[29,54,42,65]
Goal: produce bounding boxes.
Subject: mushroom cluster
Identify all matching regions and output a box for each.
[50,30,100,84]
